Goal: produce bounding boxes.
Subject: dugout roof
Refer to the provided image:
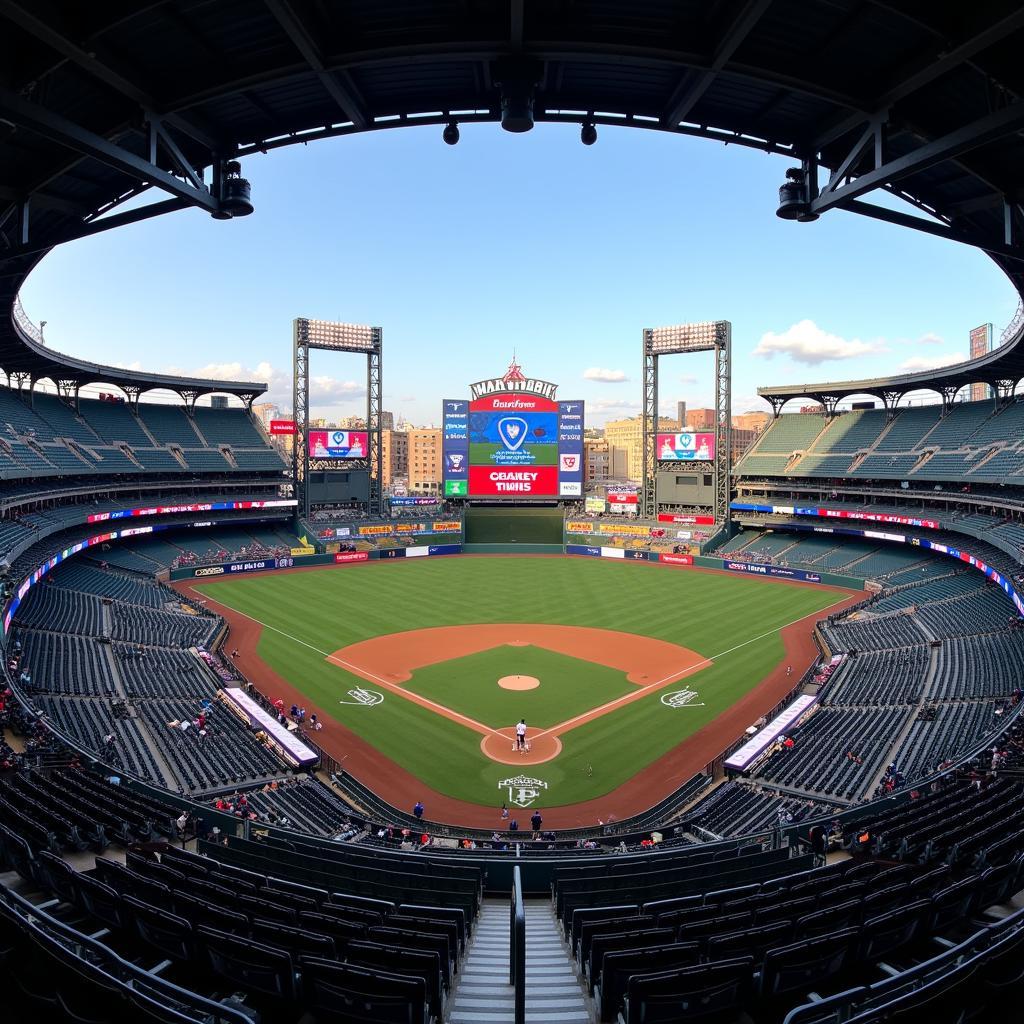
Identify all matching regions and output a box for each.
[1,2,1024,400]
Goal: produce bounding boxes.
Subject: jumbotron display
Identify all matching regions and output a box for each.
[309,429,368,459]
[442,359,584,497]
[657,431,716,461]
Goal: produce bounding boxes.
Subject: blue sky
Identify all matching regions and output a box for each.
[21,122,1019,426]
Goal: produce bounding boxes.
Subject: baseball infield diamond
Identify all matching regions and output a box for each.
[183,555,858,827]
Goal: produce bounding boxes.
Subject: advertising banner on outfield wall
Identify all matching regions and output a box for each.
[720,560,822,583]
[658,553,693,566]
[585,497,607,514]
[334,551,369,563]
[657,513,716,525]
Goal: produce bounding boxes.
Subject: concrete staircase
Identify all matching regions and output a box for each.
[449,897,591,1023]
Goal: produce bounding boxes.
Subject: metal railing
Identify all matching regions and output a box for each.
[11,293,45,345]
[999,300,1024,347]
[509,864,525,1024]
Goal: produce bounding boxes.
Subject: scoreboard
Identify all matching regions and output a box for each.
[441,363,583,499]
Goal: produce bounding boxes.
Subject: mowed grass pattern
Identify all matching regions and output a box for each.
[194,557,845,811]
[403,646,636,729]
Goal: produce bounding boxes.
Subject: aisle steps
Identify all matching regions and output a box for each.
[448,897,591,1023]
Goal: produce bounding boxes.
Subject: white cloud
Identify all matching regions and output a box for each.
[678,374,698,385]
[160,360,364,411]
[583,367,629,383]
[898,352,966,372]
[916,332,944,346]
[592,398,640,411]
[753,319,888,365]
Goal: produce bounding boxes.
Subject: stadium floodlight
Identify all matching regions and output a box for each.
[293,318,383,517]
[296,318,376,352]
[647,321,730,354]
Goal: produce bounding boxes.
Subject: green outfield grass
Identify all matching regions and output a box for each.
[193,556,847,810]
[403,645,635,728]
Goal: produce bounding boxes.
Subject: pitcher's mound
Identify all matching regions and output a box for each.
[498,675,539,691]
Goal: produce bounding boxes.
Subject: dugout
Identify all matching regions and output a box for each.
[463,504,564,551]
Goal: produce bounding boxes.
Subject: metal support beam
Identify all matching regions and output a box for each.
[715,326,732,524]
[293,321,309,519]
[122,385,142,412]
[641,330,657,519]
[510,0,524,50]
[662,0,773,126]
[0,85,220,214]
[813,102,1024,215]
[368,331,383,515]
[264,0,368,128]
[0,0,220,149]
[145,116,206,192]
[838,198,1024,263]
[880,389,903,420]
[809,7,1024,152]
[0,197,190,262]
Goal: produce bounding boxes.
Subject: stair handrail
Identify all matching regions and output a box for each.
[510,864,525,1024]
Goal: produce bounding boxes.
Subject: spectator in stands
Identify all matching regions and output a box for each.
[175,809,193,844]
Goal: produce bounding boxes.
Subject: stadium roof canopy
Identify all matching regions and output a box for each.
[1,1,1024,405]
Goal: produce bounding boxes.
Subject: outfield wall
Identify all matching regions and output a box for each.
[465,505,565,545]
[168,543,462,580]
[462,542,563,554]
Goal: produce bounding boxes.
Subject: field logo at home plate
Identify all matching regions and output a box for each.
[660,688,705,708]
[499,774,549,808]
[339,687,384,706]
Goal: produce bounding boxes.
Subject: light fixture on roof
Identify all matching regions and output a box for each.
[442,121,460,145]
[776,166,817,222]
[493,57,543,133]
[581,121,597,146]
[217,160,254,218]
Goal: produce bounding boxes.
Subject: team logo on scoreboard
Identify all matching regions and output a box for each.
[498,775,549,808]
[559,453,580,472]
[339,687,384,706]
[497,417,529,451]
[446,452,465,472]
[660,689,705,708]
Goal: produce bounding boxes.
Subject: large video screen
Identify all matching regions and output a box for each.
[442,395,583,498]
[309,429,368,459]
[657,431,715,461]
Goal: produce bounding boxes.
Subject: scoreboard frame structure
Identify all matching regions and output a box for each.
[292,317,383,517]
[641,321,732,522]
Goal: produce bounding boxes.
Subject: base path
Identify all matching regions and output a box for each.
[330,623,702,685]
[327,623,707,765]
[175,567,862,829]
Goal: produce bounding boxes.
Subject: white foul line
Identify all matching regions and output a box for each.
[195,585,850,743]
[192,589,503,738]
[532,597,850,739]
